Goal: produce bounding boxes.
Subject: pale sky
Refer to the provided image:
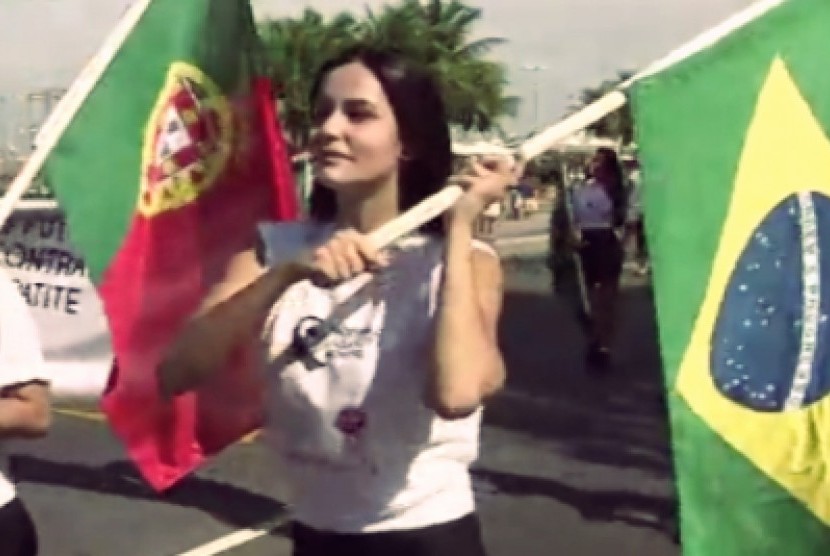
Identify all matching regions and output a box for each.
[0,0,756,145]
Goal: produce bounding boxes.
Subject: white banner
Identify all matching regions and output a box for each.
[0,207,111,401]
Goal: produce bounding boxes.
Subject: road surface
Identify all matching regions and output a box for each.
[8,213,678,556]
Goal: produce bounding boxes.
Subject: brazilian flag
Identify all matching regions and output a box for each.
[631,0,830,553]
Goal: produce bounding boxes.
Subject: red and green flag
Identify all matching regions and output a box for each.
[43,0,298,491]
[632,0,830,552]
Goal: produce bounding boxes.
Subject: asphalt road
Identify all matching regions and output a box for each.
[7,238,679,556]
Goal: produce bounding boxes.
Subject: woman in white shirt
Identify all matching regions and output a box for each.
[159,46,517,556]
[0,268,51,556]
[570,147,627,370]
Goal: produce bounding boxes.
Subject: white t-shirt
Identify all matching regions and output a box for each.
[571,179,614,230]
[0,267,47,507]
[259,221,490,533]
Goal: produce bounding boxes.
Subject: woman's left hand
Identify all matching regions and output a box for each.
[447,155,524,225]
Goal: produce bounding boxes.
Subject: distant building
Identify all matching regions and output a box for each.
[0,88,64,195]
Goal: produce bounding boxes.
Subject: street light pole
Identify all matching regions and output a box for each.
[521,63,547,131]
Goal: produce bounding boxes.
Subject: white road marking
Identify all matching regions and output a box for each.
[495,234,548,247]
[176,517,291,556]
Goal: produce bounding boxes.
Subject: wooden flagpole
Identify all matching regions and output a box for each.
[0,0,154,229]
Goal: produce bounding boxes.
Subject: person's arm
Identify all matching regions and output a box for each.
[0,268,51,439]
[0,381,50,439]
[428,220,505,420]
[427,156,514,420]
[158,249,310,399]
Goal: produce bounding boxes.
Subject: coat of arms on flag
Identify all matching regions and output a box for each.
[40,0,298,491]
[141,62,233,216]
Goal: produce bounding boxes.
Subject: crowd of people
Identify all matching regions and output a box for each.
[475,175,541,237]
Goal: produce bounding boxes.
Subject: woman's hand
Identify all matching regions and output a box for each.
[300,229,389,286]
[447,155,523,226]
[570,229,585,248]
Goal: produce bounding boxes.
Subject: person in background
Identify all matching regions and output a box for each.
[516,178,535,218]
[0,268,51,556]
[624,158,648,276]
[570,147,627,370]
[507,186,522,220]
[480,199,501,236]
[159,45,518,556]
[522,181,539,215]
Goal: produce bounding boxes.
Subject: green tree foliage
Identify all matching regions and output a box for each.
[259,1,517,149]
[574,70,636,146]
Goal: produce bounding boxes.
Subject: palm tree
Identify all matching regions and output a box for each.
[259,1,516,149]
[362,0,518,131]
[259,9,359,148]
[573,70,636,146]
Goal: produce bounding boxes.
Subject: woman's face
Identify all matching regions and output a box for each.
[310,62,404,194]
[588,152,605,178]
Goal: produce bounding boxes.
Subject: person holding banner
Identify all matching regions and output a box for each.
[0,268,51,556]
[570,147,627,370]
[160,45,517,556]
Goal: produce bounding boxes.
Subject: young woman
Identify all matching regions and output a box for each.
[159,46,518,555]
[570,147,627,370]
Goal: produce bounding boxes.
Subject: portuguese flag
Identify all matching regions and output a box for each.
[631,0,830,552]
[43,0,297,490]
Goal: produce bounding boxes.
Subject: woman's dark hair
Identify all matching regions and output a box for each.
[593,147,627,228]
[307,45,453,235]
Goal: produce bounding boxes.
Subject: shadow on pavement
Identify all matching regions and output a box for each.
[495,260,672,472]
[491,256,677,525]
[13,254,677,545]
[10,455,287,529]
[472,467,677,537]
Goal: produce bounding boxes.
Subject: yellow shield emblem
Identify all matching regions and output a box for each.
[139,62,233,216]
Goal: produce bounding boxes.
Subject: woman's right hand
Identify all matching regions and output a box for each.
[300,229,389,286]
[569,229,584,249]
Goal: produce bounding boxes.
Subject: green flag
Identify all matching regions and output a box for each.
[631,0,830,553]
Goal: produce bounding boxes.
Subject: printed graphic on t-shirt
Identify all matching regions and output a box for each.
[326,325,380,360]
[335,407,367,436]
[268,235,442,476]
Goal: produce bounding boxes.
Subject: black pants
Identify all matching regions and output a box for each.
[0,498,38,556]
[578,229,623,288]
[292,513,487,556]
